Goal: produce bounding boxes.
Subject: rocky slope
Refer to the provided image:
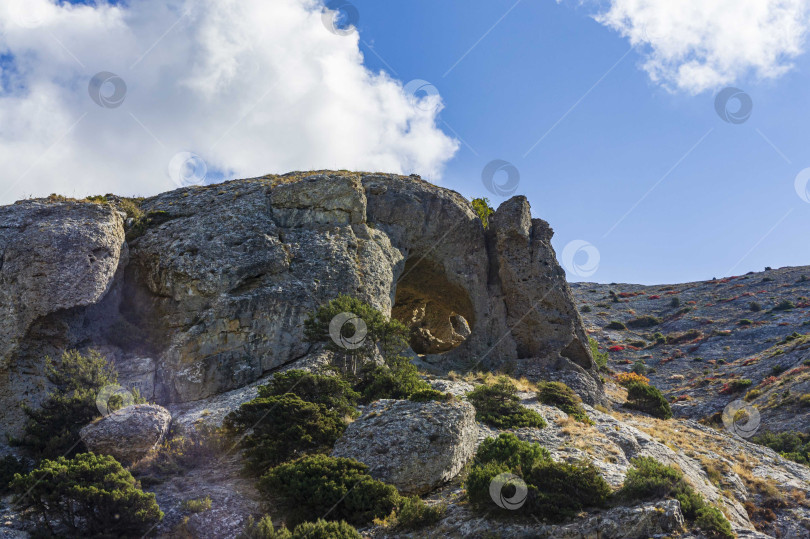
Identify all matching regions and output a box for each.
[0,172,809,539]
[0,171,598,443]
[571,267,810,433]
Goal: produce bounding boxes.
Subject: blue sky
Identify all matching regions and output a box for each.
[350,0,810,284]
[1,0,810,285]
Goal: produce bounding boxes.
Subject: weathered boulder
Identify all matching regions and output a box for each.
[80,404,171,464]
[0,172,600,440]
[331,399,477,494]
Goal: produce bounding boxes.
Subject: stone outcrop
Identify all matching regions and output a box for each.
[331,399,477,494]
[80,404,171,464]
[0,171,599,440]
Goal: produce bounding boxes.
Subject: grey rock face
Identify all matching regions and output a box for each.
[0,201,125,364]
[0,172,598,440]
[80,404,171,465]
[331,399,477,494]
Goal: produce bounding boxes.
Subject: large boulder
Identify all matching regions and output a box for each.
[0,172,600,439]
[331,399,477,494]
[80,404,171,464]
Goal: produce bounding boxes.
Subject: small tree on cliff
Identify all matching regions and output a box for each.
[471,198,494,229]
[303,295,409,374]
[14,349,143,459]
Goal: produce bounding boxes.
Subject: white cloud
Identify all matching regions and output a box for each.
[0,0,458,203]
[591,0,810,94]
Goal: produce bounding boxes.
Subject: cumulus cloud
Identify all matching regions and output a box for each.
[0,0,458,203]
[591,0,810,94]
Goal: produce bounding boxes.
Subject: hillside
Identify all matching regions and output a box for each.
[0,172,808,539]
[571,266,810,434]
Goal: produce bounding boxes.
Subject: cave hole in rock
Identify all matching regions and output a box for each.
[391,258,475,355]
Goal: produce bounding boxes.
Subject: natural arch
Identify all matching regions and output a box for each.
[391,258,475,355]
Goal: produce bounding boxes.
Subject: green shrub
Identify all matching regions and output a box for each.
[354,358,431,403]
[10,452,162,537]
[627,315,662,329]
[631,360,648,375]
[303,295,410,373]
[618,457,733,539]
[259,455,400,526]
[393,496,446,530]
[525,458,612,521]
[738,319,753,326]
[625,381,672,419]
[223,394,347,473]
[580,305,593,313]
[606,321,627,330]
[536,382,592,424]
[617,456,684,500]
[290,519,361,539]
[0,455,29,496]
[182,496,212,513]
[258,370,359,417]
[466,434,609,522]
[744,389,762,402]
[466,377,546,429]
[475,433,550,472]
[750,302,763,312]
[408,388,452,402]
[13,349,143,459]
[773,300,796,311]
[238,517,361,539]
[670,297,681,308]
[800,394,810,408]
[471,198,494,229]
[751,431,810,465]
[588,337,609,369]
[238,516,291,539]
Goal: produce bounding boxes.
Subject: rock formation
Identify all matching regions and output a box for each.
[331,399,477,494]
[0,171,600,441]
[80,404,171,465]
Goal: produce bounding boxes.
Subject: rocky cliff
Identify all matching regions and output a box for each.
[0,171,599,440]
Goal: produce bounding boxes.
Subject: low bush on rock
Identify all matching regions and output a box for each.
[627,315,662,329]
[615,372,649,387]
[617,457,733,539]
[752,431,810,466]
[238,517,361,539]
[466,377,546,429]
[14,349,143,459]
[408,388,453,402]
[258,370,360,417]
[224,394,348,473]
[353,357,432,403]
[10,452,162,537]
[588,337,609,370]
[606,321,627,330]
[389,495,446,530]
[471,197,494,229]
[466,433,610,522]
[259,455,400,526]
[536,381,592,424]
[624,381,672,419]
